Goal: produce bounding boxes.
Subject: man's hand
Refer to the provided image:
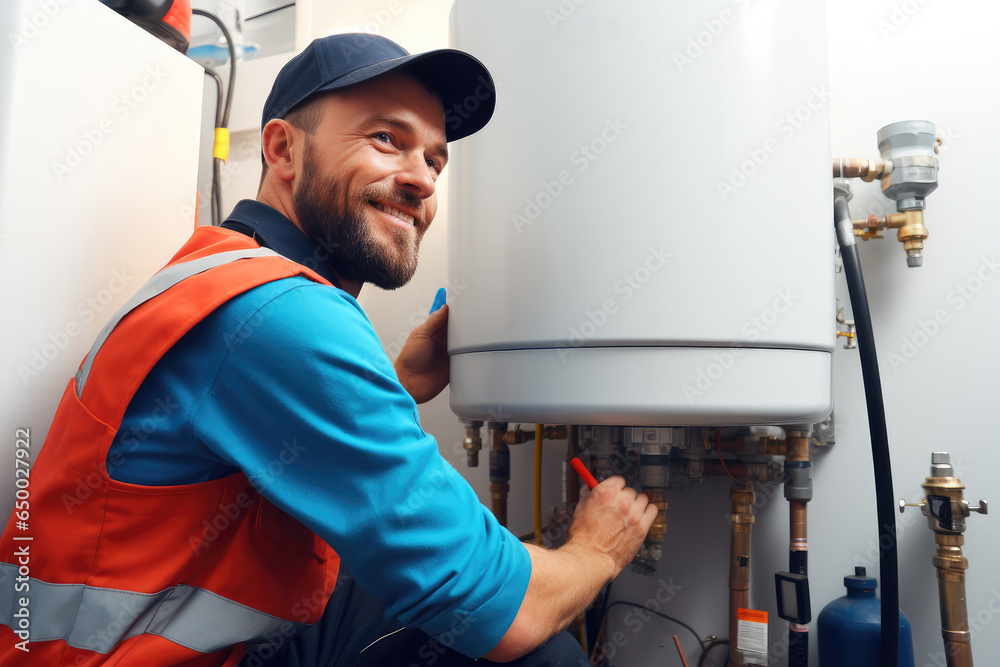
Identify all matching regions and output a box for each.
[564,475,658,576]
[394,290,450,404]
[484,476,656,661]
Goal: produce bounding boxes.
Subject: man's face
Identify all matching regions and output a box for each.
[291,72,447,290]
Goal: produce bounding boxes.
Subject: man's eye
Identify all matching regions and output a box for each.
[426,157,440,171]
[374,132,392,143]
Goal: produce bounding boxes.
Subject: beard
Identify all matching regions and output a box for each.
[292,144,424,290]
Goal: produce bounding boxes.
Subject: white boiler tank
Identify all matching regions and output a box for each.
[448,0,834,426]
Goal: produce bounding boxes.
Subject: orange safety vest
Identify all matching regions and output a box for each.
[0,226,341,665]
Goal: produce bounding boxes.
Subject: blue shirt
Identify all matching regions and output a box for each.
[106,200,529,657]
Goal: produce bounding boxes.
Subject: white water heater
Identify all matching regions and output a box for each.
[448,0,834,426]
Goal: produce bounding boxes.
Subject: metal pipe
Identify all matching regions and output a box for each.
[786,431,812,667]
[488,424,509,527]
[832,156,889,181]
[462,420,483,467]
[915,452,987,667]
[704,460,768,481]
[728,482,756,667]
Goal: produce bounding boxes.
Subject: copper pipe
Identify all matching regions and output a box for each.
[703,461,768,481]
[920,459,978,667]
[718,434,745,452]
[646,489,668,549]
[787,434,810,552]
[489,428,509,527]
[934,534,973,667]
[728,482,756,667]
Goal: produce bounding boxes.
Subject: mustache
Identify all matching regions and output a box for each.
[360,185,422,213]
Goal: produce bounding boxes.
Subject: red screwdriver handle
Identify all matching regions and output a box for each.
[570,457,599,490]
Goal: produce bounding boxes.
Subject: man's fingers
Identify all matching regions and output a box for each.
[640,501,658,531]
[597,475,626,492]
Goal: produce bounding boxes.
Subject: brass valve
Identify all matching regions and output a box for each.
[852,209,929,267]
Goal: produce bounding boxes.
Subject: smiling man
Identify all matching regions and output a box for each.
[0,34,654,667]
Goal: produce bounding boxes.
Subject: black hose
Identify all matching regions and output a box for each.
[202,67,223,227]
[191,9,237,127]
[698,638,729,667]
[192,10,237,227]
[833,195,899,667]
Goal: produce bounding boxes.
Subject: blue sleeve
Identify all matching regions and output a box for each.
[192,282,529,657]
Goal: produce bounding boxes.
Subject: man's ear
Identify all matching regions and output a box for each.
[261,119,300,183]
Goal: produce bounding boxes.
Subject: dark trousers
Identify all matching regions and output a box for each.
[240,568,589,667]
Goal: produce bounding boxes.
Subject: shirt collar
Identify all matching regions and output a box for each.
[221,200,343,289]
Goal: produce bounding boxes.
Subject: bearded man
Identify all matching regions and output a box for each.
[0,34,655,667]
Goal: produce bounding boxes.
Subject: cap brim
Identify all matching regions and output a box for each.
[315,49,495,142]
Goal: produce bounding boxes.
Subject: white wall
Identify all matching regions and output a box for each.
[0,0,202,516]
[218,2,1000,666]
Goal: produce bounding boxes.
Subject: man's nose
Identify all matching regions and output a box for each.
[394,151,436,200]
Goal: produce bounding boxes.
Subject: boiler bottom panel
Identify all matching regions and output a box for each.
[450,347,831,426]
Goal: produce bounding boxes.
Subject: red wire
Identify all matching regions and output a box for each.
[672,635,690,667]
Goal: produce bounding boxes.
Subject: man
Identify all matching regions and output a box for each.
[0,34,654,665]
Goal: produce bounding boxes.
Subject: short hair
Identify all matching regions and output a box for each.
[258,94,327,192]
[256,72,440,193]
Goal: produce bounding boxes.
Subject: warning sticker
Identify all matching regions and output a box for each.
[737,608,768,661]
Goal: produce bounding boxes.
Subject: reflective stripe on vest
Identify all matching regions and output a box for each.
[0,562,308,653]
[76,247,280,396]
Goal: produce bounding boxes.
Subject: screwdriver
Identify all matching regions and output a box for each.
[570,456,599,490]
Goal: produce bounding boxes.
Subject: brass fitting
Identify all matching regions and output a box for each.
[502,425,567,444]
[645,489,669,544]
[462,420,484,467]
[853,209,928,266]
[901,452,989,667]
[758,437,788,456]
[833,157,890,182]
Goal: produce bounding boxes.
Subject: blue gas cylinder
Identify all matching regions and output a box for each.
[818,567,915,667]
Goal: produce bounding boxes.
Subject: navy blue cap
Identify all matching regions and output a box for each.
[261,33,496,142]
